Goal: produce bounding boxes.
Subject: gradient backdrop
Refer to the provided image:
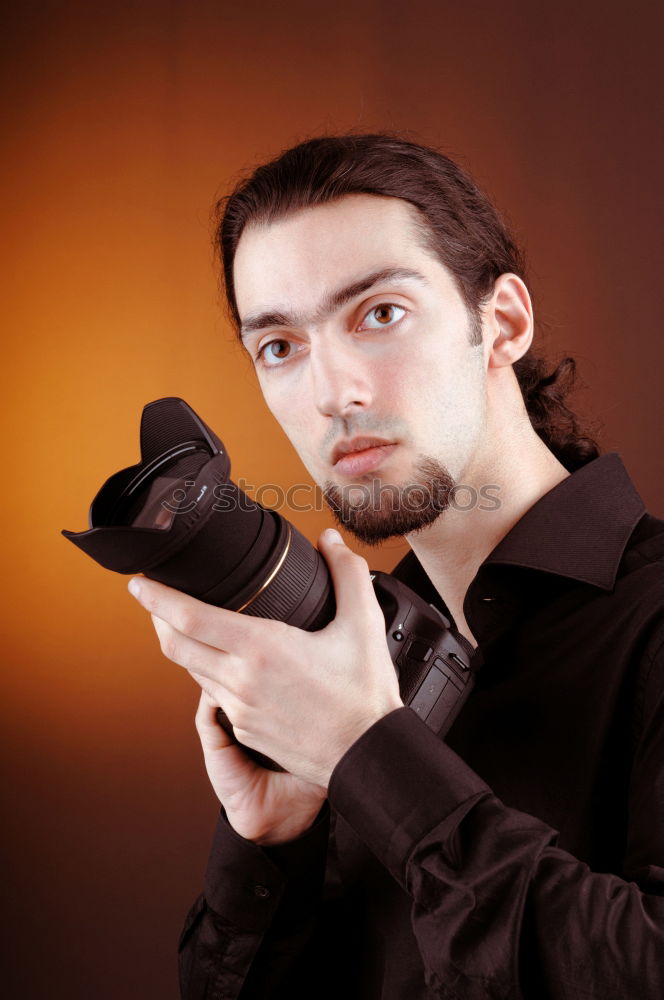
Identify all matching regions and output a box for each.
[2,1,663,996]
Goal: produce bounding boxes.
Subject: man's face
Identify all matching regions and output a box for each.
[233,194,489,545]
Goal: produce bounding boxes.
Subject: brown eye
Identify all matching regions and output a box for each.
[259,339,292,366]
[374,305,394,324]
[360,303,406,330]
[268,341,290,358]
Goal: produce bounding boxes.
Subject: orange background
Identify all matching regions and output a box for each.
[2,1,663,996]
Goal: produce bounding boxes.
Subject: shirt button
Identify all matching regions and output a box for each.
[253,883,271,899]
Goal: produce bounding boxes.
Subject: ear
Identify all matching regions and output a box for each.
[485,273,533,369]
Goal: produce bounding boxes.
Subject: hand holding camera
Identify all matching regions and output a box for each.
[129,527,403,788]
[191,689,328,846]
[63,398,475,837]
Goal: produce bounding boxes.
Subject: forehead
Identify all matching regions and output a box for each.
[233,194,433,321]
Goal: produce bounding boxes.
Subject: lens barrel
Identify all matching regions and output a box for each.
[62,397,336,630]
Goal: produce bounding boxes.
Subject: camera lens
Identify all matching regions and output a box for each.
[62,397,336,630]
[62,397,339,770]
[109,443,211,530]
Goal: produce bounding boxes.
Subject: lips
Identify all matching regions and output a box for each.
[331,437,398,476]
[331,436,396,466]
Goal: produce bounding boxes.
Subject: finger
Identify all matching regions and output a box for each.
[317,528,382,623]
[151,614,241,692]
[193,686,262,779]
[194,688,233,750]
[129,576,268,651]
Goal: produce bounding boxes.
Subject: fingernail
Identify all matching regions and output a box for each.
[128,578,142,599]
[325,528,343,544]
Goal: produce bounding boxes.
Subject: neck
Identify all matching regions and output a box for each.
[407,423,570,646]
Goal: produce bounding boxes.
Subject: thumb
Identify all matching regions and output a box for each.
[318,528,381,624]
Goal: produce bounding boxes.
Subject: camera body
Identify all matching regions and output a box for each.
[371,570,473,735]
[63,397,475,764]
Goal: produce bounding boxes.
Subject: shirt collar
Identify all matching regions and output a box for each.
[393,454,646,599]
[481,453,645,590]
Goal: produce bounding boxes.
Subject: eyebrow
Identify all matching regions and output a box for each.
[239,267,429,340]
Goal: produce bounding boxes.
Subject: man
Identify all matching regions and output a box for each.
[128,135,664,997]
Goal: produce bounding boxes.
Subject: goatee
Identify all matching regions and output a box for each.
[322,456,455,546]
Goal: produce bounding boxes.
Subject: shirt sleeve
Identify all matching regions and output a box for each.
[328,689,664,1000]
[178,804,330,1000]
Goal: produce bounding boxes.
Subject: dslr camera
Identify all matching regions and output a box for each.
[63,398,475,767]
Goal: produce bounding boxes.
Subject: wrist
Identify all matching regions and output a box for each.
[254,814,323,846]
[319,698,404,787]
[255,799,329,846]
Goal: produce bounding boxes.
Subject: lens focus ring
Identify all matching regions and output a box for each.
[241,525,318,622]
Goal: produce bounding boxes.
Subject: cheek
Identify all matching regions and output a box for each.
[263,385,316,453]
[409,346,485,428]
[374,354,412,401]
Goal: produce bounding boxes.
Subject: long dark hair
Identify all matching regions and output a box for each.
[215,134,599,471]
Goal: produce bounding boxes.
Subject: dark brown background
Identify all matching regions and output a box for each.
[2,1,662,996]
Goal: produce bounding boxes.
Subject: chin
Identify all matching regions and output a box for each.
[322,466,454,548]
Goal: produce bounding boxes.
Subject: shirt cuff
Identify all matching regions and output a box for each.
[204,804,330,931]
[328,707,490,886]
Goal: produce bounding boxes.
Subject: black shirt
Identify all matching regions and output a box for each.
[178,454,664,998]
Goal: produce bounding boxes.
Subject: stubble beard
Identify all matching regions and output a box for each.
[322,455,456,547]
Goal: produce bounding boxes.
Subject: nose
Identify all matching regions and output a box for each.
[309,336,374,418]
